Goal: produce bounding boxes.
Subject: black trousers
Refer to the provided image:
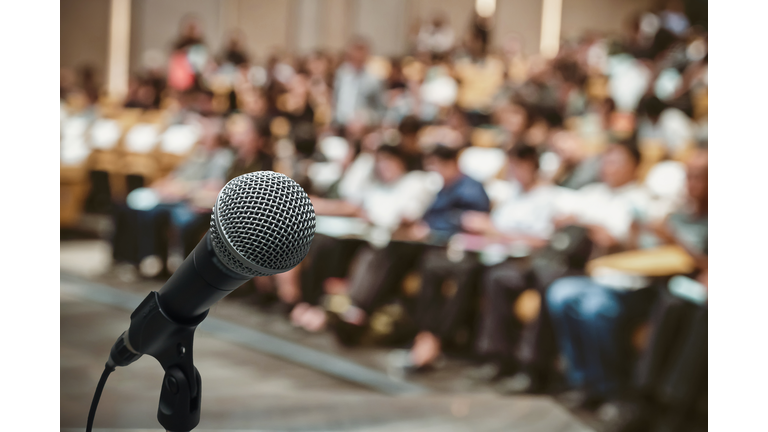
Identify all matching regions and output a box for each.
[413,248,483,344]
[300,234,366,306]
[346,241,426,314]
[634,286,707,427]
[112,203,210,267]
[475,258,580,376]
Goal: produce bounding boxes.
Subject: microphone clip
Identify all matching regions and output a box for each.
[109,291,208,432]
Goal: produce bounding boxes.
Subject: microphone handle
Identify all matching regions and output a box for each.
[158,231,252,323]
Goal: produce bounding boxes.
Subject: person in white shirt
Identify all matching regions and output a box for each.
[292,144,437,333]
[545,140,656,410]
[416,13,455,55]
[462,143,565,391]
[332,37,386,128]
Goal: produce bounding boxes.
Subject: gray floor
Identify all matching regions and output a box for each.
[61,239,596,432]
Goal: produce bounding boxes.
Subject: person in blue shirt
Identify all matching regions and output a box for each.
[328,145,492,349]
[419,145,492,243]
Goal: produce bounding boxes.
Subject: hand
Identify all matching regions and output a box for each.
[404,221,431,241]
[587,225,619,248]
[697,268,708,289]
[154,180,189,202]
[188,188,219,211]
[461,211,494,234]
[553,215,578,230]
[647,218,673,243]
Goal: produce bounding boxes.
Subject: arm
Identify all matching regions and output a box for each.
[309,196,364,218]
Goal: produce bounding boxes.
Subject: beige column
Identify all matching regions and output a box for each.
[539,0,562,58]
[106,0,131,101]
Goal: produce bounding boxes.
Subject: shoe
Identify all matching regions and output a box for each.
[598,400,651,432]
[557,389,606,411]
[326,312,367,347]
[387,349,418,379]
[386,349,442,379]
[494,372,534,395]
[465,363,501,382]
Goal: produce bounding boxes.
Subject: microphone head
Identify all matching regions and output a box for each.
[210,171,316,277]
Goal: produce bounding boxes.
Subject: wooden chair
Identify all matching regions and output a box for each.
[157,124,200,178]
[119,123,162,197]
[60,164,90,227]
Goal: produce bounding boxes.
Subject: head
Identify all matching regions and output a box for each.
[642,96,667,123]
[600,140,641,188]
[199,117,226,151]
[685,148,708,213]
[346,36,370,70]
[227,114,258,154]
[507,143,540,189]
[398,115,423,151]
[551,130,585,165]
[180,15,203,39]
[424,145,461,183]
[432,12,448,28]
[374,145,408,184]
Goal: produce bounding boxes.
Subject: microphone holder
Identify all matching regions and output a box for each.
[110,291,208,432]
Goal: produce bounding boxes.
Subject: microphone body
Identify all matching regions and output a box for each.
[108,231,249,368]
[157,231,250,323]
[98,171,316,432]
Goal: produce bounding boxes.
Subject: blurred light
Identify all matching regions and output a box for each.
[458,147,506,183]
[125,124,160,153]
[475,0,496,18]
[654,68,682,101]
[421,75,458,107]
[540,0,562,58]
[248,66,268,87]
[126,188,160,211]
[161,124,201,154]
[319,136,351,162]
[686,39,707,62]
[639,13,660,38]
[90,119,122,150]
[539,151,562,180]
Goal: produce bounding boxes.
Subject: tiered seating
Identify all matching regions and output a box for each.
[59,105,200,227]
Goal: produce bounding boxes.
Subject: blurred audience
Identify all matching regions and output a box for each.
[61,6,708,429]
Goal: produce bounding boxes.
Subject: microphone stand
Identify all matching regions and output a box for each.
[109,291,207,432]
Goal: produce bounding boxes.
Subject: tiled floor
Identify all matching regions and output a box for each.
[61,239,595,432]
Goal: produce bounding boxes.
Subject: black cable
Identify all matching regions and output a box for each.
[86,363,116,432]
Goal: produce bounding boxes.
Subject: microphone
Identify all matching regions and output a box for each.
[98,171,316,432]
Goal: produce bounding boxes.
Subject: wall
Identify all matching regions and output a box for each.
[560,0,653,41]
[61,0,654,76]
[129,0,223,73]
[494,0,544,55]
[61,0,111,78]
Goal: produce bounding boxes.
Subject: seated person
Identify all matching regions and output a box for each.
[112,117,234,278]
[545,140,657,411]
[462,143,564,392]
[293,144,438,333]
[319,144,491,344]
[550,129,602,190]
[603,148,707,432]
[374,145,493,367]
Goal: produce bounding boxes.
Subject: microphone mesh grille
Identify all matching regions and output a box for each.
[210,171,316,276]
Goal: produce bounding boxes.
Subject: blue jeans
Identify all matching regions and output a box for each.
[547,276,654,398]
